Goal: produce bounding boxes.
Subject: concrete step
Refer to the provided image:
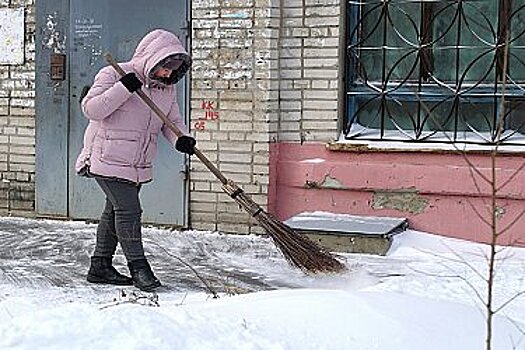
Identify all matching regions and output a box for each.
[285,211,408,256]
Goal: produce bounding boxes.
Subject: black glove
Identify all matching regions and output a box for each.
[120,73,143,93]
[175,135,196,155]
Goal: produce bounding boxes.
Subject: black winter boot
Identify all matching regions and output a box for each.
[128,259,161,292]
[87,257,133,285]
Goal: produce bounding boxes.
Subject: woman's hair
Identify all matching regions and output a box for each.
[149,53,192,85]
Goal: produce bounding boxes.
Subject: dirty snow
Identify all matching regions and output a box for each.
[0,216,524,350]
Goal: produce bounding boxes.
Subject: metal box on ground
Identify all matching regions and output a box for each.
[285,212,408,255]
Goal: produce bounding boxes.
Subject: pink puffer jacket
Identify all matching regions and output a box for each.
[75,29,190,184]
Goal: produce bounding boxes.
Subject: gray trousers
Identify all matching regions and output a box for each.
[93,178,145,262]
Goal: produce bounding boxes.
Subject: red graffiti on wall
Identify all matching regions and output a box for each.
[194,100,219,130]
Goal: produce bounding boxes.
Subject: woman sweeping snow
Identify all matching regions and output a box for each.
[75,29,195,292]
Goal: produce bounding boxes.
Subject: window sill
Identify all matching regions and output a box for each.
[327,140,525,155]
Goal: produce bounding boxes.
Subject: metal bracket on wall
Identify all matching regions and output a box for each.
[50,53,66,81]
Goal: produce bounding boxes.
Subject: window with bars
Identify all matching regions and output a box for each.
[344,0,525,145]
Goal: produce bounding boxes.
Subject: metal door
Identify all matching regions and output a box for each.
[36,0,189,226]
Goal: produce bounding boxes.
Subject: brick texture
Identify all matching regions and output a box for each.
[0,0,343,228]
[190,0,282,234]
[279,0,340,143]
[189,0,341,232]
[0,1,36,216]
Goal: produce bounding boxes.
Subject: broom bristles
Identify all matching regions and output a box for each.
[224,183,345,273]
[257,211,346,273]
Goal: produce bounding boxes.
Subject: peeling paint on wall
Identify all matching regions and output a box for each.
[73,17,103,66]
[222,10,251,19]
[305,175,346,190]
[320,175,345,189]
[495,205,506,220]
[372,189,428,214]
[42,13,67,53]
[0,8,24,64]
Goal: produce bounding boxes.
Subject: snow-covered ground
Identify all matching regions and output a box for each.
[0,216,524,349]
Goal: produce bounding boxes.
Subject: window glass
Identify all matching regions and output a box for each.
[346,0,525,145]
[435,1,498,83]
[360,2,420,81]
[509,3,525,81]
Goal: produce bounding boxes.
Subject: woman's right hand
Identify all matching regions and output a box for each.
[119,73,143,93]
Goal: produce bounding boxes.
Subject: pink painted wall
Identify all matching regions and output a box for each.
[269,142,525,246]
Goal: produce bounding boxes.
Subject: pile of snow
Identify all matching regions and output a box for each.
[0,288,522,350]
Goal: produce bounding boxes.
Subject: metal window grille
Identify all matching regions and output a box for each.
[345,0,525,145]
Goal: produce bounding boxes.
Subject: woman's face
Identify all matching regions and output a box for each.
[153,67,173,78]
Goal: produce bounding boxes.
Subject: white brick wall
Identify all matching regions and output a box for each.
[0,1,36,215]
[279,0,341,143]
[190,0,282,233]
[189,0,342,232]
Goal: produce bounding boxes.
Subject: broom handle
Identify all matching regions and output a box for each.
[103,53,228,185]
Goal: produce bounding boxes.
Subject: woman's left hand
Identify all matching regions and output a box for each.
[175,135,196,155]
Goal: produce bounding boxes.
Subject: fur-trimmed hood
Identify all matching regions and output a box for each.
[130,29,191,86]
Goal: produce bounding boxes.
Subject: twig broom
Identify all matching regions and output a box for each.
[104,53,345,273]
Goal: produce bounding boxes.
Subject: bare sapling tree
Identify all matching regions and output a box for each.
[475,31,525,350]
[420,28,525,350]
